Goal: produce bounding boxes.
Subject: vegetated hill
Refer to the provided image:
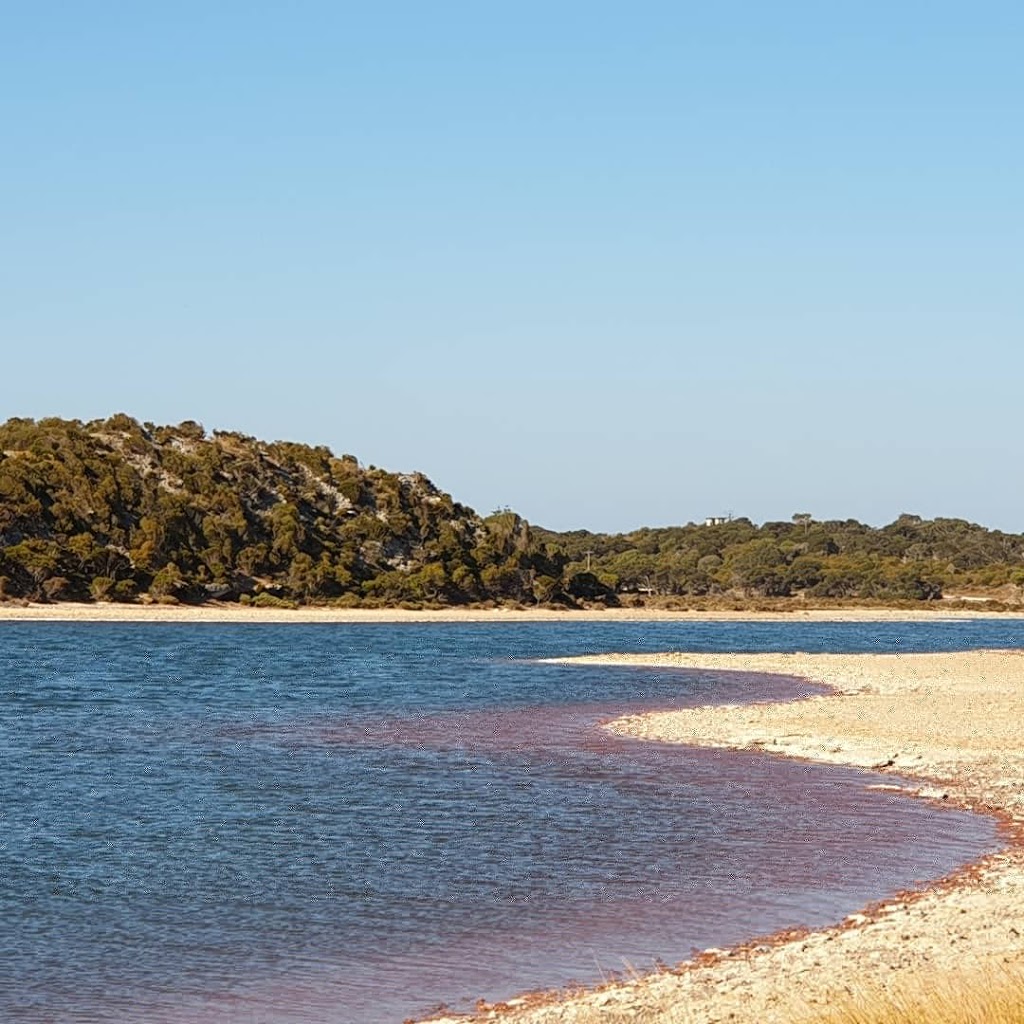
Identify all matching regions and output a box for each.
[1,416,1022,608]
[534,514,1024,604]
[0,415,572,607]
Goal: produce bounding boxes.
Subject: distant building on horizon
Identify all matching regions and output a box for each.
[704,514,733,527]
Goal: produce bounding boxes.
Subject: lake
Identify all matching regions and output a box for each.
[2,618,1020,1023]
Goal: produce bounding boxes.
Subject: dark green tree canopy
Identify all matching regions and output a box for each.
[0,415,577,607]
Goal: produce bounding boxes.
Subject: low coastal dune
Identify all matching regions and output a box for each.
[424,649,1024,1023]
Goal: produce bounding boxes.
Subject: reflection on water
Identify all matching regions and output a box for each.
[2,620,1018,1023]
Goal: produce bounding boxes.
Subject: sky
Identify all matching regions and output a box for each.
[2,2,1022,533]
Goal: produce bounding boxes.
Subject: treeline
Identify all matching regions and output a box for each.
[534,514,1024,603]
[0,416,1022,608]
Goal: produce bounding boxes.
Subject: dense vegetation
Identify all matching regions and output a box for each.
[0,416,569,607]
[536,511,1024,604]
[1,416,1022,608]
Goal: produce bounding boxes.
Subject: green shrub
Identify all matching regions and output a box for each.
[89,576,116,601]
[252,592,298,610]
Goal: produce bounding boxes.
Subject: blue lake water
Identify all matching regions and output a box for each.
[2,619,1022,1023]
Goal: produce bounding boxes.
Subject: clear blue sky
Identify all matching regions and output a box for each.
[3,3,1021,532]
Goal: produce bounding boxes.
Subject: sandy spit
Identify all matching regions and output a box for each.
[1,602,1022,624]
[419,649,1024,1024]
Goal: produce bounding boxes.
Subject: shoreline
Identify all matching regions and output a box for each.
[1,601,1023,623]
[419,649,1024,1023]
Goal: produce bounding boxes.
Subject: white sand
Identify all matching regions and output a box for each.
[1,601,1021,623]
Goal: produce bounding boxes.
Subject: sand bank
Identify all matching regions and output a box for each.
[0,601,1022,624]
[421,649,1024,1023]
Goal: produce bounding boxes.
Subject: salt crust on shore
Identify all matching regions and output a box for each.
[421,650,1024,1024]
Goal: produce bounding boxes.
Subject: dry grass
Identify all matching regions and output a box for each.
[798,966,1024,1024]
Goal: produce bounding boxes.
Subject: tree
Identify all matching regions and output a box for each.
[150,563,186,599]
[725,539,790,596]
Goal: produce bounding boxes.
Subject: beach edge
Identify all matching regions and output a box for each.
[1,602,1023,623]
[416,649,1024,1024]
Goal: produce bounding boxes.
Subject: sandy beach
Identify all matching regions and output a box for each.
[0,601,1022,624]
[418,648,1024,1023]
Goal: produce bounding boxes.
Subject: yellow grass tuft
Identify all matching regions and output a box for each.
[545,963,1024,1024]
[796,963,1024,1024]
